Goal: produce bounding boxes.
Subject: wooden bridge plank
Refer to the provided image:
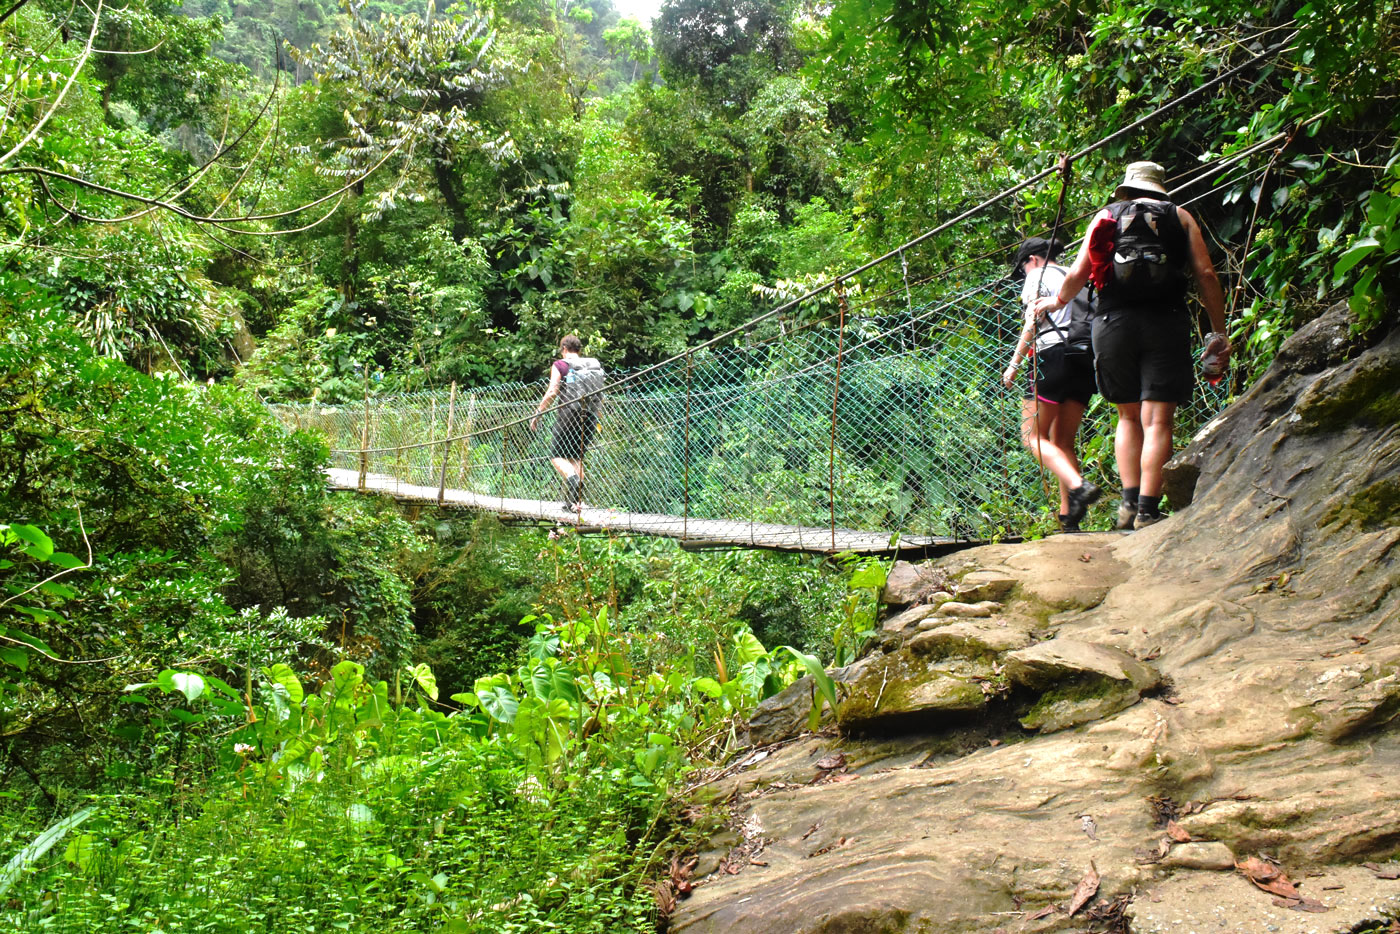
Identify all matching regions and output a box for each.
[325,468,957,555]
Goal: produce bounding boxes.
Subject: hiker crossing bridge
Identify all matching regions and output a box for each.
[266,51,1292,552]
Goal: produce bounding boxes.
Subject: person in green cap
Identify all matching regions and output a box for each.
[1031,161,1231,529]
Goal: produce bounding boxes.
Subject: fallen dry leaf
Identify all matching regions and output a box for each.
[1166,819,1191,843]
[1067,863,1100,917]
[749,858,768,867]
[1363,861,1400,880]
[1271,895,1330,913]
[669,854,698,888]
[800,822,821,840]
[1237,855,1302,899]
[1350,635,1370,645]
[1079,553,1093,563]
[828,772,859,783]
[814,753,846,771]
[1024,905,1056,921]
[651,881,677,917]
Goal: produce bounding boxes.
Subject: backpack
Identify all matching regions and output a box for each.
[1106,200,1186,301]
[560,356,606,416]
[1030,263,1095,357]
[1038,281,1095,359]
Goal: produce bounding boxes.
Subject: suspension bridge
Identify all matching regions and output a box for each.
[275,280,1037,555]
[271,267,1225,555]
[267,46,1297,553]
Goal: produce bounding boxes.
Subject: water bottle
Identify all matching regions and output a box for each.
[1201,332,1230,386]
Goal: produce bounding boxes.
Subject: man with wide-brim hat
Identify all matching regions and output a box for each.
[1031,159,1230,531]
[1113,160,1171,200]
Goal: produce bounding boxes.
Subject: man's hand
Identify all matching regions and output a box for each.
[1030,295,1061,320]
[1202,331,1232,358]
[530,415,540,431]
[1002,363,1020,389]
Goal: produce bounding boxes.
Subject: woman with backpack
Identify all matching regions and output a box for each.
[1003,237,1102,531]
[531,334,606,513]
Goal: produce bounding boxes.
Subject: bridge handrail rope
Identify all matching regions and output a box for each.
[324,31,1298,458]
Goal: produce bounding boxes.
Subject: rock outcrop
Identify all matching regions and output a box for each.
[673,307,1400,934]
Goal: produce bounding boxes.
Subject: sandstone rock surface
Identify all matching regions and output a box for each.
[675,310,1400,934]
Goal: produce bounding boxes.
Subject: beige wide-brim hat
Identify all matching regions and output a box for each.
[1114,161,1170,200]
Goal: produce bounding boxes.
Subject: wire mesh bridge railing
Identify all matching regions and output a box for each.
[268,270,1225,554]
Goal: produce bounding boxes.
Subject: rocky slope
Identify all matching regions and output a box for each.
[671,304,1400,934]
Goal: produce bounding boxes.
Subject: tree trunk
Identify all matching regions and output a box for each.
[431,144,470,243]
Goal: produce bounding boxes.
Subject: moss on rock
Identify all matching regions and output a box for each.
[1019,675,1141,733]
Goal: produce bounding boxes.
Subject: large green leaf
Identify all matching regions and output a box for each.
[732,629,768,664]
[1333,236,1380,281]
[329,661,364,702]
[155,669,206,704]
[780,646,840,731]
[476,686,518,725]
[405,663,438,701]
[7,525,54,561]
[262,664,304,704]
[523,660,580,705]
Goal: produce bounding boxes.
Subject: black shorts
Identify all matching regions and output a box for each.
[1091,309,1193,404]
[550,406,597,460]
[1024,342,1096,405]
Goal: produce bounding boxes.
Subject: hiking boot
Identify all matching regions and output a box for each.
[1065,482,1101,527]
[1115,500,1136,531]
[563,475,581,511]
[1059,513,1081,533]
[1134,510,1163,529]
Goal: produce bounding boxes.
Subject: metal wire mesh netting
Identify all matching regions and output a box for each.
[267,268,1228,553]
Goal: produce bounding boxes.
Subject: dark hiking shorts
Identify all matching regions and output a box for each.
[1024,342,1096,406]
[1091,309,1193,404]
[550,406,597,460]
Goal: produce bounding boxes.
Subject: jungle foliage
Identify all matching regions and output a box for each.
[1,0,1399,929]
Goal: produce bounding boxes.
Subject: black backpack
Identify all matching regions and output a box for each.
[1108,200,1186,301]
[1039,288,1095,358]
[560,356,606,415]
[1031,265,1095,357]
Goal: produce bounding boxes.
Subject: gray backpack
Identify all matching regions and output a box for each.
[560,356,605,415]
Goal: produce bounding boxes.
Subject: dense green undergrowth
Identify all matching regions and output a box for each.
[0,297,876,931]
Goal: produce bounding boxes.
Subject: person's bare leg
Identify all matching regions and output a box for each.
[1139,401,1177,496]
[1051,399,1087,514]
[1114,403,1143,491]
[550,456,577,482]
[1020,398,1084,511]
